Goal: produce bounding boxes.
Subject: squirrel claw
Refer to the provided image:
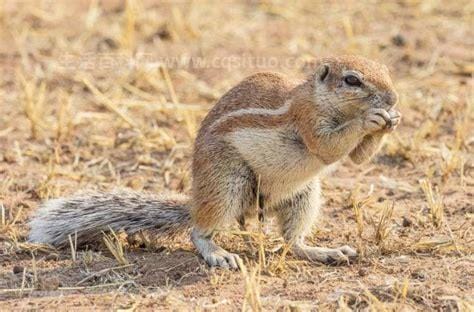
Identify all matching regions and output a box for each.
[338,245,358,258]
[204,250,241,269]
[382,109,402,132]
[327,246,358,265]
[292,244,358,265]
[363,108,401,133]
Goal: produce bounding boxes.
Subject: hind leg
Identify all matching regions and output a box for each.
[191,157,256,269]
[275,180,357,264]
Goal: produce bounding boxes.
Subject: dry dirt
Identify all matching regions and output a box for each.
[0,0,473,311]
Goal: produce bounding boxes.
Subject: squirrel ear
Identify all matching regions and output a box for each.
[316,64,330,82]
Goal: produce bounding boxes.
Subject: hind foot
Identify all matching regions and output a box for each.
[292,243,357,265]
[191,228,241,269]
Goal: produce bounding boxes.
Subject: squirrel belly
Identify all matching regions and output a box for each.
[28,190,190,247]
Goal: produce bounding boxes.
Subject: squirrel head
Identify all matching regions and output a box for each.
[310,55,398,118]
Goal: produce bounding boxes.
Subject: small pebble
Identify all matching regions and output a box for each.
[402,216,413,227]
[397,255,410,264]
[13,265,24,274]
[411,269,428,281]
[45,253,59,261]
[358,268,369,276]
[38,276,61,291]
[392,34,407,47]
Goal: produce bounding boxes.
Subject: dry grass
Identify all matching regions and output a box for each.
[0,0,473,310]
[239,259,262,312]
[68,232,78,263]
[102,228,129,266]
[419,179,444,228]
[350,185,374,238]
[372,201,395,247]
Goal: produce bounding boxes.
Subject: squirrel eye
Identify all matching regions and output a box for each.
[344,75,362,87]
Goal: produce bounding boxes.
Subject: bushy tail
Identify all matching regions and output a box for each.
[28,190,191,247]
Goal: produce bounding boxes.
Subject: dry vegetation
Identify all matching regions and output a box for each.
[0,0,473,310]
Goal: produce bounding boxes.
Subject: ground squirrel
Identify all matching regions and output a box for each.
[29,55,401,269]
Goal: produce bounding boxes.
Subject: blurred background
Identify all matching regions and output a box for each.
[0,0,471,194]
[0,1,472,310]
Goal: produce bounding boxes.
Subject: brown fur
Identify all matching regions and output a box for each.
[190,55,399,264]
[29,55,400,268]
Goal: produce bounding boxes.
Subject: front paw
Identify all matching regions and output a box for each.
[385,109,401,132]
[363,108,401,133]
[362,108,391,133]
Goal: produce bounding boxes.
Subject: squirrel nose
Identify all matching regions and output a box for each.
[384,91,399,107]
